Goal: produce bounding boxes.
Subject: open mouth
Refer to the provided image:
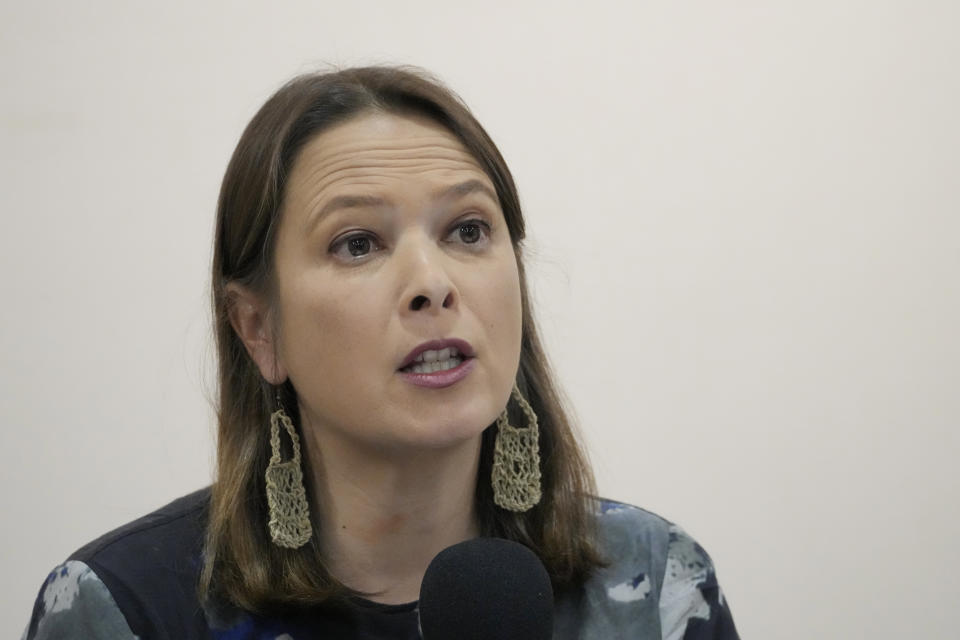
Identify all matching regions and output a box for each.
[399,346,468,374]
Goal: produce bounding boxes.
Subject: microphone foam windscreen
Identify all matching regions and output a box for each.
[418,537,553,640]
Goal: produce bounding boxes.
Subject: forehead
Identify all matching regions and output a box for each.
[286,112,494,203]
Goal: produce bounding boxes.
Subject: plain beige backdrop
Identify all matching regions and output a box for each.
[2,1,958,638]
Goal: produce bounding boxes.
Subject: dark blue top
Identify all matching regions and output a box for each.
[24,489,738,639]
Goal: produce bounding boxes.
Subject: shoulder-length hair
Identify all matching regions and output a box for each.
[202,66,603,612]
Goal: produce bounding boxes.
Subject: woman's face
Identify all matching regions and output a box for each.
[265,111,522,453]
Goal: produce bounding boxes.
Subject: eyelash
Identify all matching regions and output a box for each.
[329,217,493,262]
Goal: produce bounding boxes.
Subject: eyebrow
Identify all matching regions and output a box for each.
[315,194,387,220]
[432,179,499,203]
[308,179,499,230]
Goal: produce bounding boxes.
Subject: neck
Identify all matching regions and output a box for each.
[303,427,482,604]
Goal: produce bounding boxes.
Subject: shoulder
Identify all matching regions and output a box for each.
[654,515,738,640]
[25,488,212,640]
[556,499,739,640]
[24,560,138,640]
[69,487,209,571]
[588,499,676,610]
[594,499,675,561]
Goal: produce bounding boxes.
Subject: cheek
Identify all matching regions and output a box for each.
[472,251,523,359]
[278,272,390,374]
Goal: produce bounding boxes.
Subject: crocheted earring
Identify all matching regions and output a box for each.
[492,384,542,512]
[265,395,312,548]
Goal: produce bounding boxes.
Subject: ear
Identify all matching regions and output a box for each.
[225,282,288,385]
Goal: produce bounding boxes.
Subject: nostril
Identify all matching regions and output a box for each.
[410,295,429,311]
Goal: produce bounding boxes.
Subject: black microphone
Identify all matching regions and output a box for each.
[418,538,553,640]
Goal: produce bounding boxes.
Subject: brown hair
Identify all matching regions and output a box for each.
[202,66,603,612]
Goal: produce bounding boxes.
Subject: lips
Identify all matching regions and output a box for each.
[398,338,476,371]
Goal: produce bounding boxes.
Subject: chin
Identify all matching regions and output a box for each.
[404,419,489,451]
[394,403,497,451]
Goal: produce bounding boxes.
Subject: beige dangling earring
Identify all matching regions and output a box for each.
[265,395,312,548]
[492,384,542,512]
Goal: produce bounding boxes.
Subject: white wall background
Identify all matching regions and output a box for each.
[2,1,957,637]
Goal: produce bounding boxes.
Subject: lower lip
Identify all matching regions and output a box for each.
[399,358,476,389]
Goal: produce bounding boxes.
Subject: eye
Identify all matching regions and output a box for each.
[330,232,382,261]
[447,218,491,246]
[347,236,372,256]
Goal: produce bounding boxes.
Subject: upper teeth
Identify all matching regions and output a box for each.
[415,347,460,363]
[405,346,465,374]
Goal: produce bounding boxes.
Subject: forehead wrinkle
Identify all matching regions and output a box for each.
[296,181,387,233]
[308,165,489,212]
[317,133,472,153]
[292,154,490,209]
[322,164,487,199]
[292,163,495,234]
[316,158,484,181]
[300,145,483,181]
[292,155,483,203]
[288,131,495,231]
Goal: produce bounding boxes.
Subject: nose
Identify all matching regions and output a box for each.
[398,235,459,316]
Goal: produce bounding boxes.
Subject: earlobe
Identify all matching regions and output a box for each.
[225,282,288,385]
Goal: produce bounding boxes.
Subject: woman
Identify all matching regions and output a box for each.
[25,66,738,639]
